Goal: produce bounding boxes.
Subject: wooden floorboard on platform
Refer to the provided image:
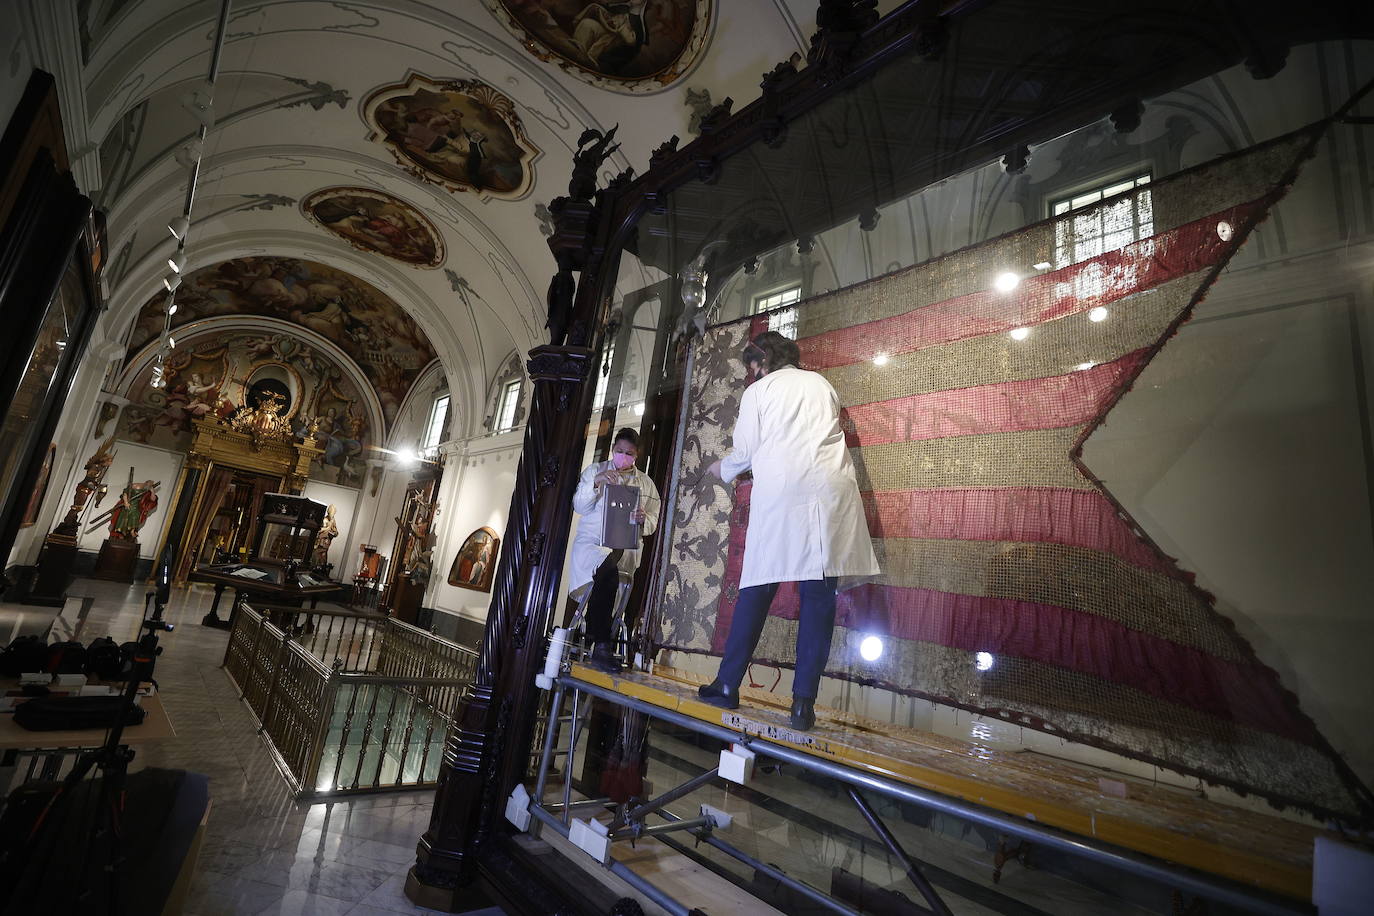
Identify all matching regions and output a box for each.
[569,663,1321,902]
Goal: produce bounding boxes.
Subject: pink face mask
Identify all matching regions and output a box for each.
[611,451,635,470]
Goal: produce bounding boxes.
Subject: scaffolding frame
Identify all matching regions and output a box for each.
[516,672,1312,916]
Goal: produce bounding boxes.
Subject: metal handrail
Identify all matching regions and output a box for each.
[222,602,478,797]
[555,673,1309,916]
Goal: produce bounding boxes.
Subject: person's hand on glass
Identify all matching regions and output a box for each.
[632,505,646,524]
[594,468,618,488]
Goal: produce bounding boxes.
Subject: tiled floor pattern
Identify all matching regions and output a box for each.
[26,579,503,916]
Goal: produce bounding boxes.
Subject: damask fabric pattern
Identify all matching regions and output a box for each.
[658,124,1374,821]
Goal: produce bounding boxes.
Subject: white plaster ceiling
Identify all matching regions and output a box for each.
[39,0,900,437]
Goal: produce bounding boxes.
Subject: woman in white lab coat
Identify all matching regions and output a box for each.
[570,427,661,671]
[702,331,879,730]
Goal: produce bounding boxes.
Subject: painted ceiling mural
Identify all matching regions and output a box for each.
[126,256,436,426]
[117,331,372,488]
[302,187,446,268]
[363,74,540,199]
[484,0,713,93]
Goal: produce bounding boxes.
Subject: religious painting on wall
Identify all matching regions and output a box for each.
[125,256,436,426]
[448,526,499,592]
[483,1,712,93]
[302,187,445,268]
[364,74,539,200]
[116,330,375,488]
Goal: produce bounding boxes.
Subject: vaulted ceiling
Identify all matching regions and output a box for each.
[10,0,879,438]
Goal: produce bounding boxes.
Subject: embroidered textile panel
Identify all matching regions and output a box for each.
[657,125,1373,821]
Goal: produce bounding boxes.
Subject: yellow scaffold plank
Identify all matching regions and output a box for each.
[569,663,1320,901]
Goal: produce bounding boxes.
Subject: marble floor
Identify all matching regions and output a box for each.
[6,578,1234,916]
[11,578,504,916]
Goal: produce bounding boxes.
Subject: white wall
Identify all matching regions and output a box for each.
[428,430,523,623]
[78,441,183,559]
[301,478,359,574]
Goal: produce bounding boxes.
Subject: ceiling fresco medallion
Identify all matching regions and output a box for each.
[302,187,445,268]
[484,1,712,93]
[363,74,539,200]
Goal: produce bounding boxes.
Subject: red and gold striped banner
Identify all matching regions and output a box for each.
[659,124,1374,821]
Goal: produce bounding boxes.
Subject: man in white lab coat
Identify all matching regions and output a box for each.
[570,427,662,671]
[701,331,879,730]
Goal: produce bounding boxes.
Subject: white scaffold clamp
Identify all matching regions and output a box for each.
[569,817,612,866]
[700,803,732,831]
[719,743,756,785]
[535,626,571,690]
[504,784,532,832]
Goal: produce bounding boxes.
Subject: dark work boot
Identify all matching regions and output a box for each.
[697,680,739,709]
[588,642,621,673]
[790,697,816,731]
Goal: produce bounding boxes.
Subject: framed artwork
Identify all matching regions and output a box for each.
[18,444,56,528]
[302,186,445,268]
[449,526,499,592]
[363,74,540,200]
[482,1,713,94]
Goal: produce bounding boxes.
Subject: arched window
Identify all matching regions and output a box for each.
[485,353,526,434]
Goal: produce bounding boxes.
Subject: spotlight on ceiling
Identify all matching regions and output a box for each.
[1009,327,1030,341]
[1032,261,1052,271]
[1088,307,1108,322]
[167,216,189,240]
[168,303,179,316]
[872,353,890,367]
[163,273,182,292]
[168,252,187,273]
[859,636,884,662]
[975,651,995,671]
[993,271,1020,293]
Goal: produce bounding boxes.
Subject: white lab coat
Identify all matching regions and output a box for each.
[721,365,880,588]
[569,460,662,593]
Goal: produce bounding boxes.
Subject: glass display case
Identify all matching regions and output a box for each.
[412,5,1374,915]
[544,33,1374,916]
[250,493,327,574]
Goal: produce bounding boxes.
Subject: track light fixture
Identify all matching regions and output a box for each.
[147,0,231,394]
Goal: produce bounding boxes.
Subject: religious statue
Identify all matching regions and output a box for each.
[312,504,339,567]
[51,434,117,541]
[108,476,160,542]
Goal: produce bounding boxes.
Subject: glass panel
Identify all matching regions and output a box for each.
[622,41,1374,831]
[0,261,81,510]
[422,394,448,450]
[496,379,520,432]
[530,37,1374,916]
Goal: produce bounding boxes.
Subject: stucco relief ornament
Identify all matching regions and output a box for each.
[363,73,540,201]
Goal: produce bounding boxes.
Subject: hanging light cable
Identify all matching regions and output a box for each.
[153,0,231,387]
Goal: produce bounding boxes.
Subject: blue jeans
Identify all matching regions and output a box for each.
[715,578,837,699]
